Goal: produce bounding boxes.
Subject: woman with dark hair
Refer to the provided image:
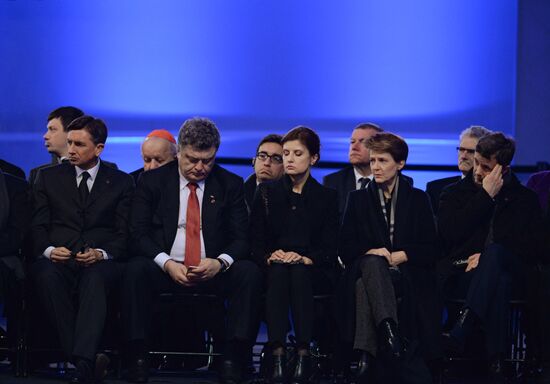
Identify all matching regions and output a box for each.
[340,132,440,383]
[250,126,338,384]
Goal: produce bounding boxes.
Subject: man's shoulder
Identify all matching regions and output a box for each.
[210,164,244,185]
[100,162,133,183]
[323,166,353,185]
[4,171,28,192]
[426,175,461,191]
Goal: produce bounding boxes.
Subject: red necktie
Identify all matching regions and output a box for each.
[184,183,201,267]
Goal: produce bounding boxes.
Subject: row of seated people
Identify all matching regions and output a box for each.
[0,107,549,384]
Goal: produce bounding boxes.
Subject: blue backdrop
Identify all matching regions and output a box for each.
[0,0,519,188]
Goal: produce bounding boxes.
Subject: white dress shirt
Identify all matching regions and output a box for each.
[153,171,234,271]
[354,167,372,190]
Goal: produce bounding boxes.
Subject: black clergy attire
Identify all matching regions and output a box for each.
[438,171,544,357]
[29,161,134,362]
[122,161,262,362]
[339,174,440,380]
[250,175,338,348]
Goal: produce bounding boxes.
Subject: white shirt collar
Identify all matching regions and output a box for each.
[75,159,101,181]
[178,168,206,191]
[353,166,372,184]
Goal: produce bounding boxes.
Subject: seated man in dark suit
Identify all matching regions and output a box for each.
[438,132,544,381]
[323,123,383,220]
[30,116,134,383]
[425,125,491,215]
[129,129,178,184]
[29,106,117,187]
[0,159,26,180]
[121,117,262,384]
[243,134,284,211]
[0,169,29,352]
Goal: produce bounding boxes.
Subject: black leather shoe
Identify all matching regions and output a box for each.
[354,351,369,384]
[378,319,406,361]
[291,355,312,384]
[443,307,477,354]
[69,359,93,384]
[488,356,507,383]
[220,359,242,384]
[127,358,149,383]
[270,354,286,384]
[94,353,110,383]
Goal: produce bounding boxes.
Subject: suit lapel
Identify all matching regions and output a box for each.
[345,167,356,194]
[86,164,109,208]
[163,164,180,249]
[202,169,222,257]
[60,164,81,208]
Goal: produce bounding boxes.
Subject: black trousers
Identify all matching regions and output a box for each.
[120,257,262,353]
[445,243,526,357]
[265,263,333,348]
[30,258,121,362]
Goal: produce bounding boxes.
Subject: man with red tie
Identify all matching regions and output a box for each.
[122,117,262,384]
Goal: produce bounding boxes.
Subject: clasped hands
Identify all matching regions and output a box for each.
[267,249,313,266]
[165,258,221,286]
[366,248,408,267]
[50,246,103,266]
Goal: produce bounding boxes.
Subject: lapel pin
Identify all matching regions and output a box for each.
[210,195,216,204]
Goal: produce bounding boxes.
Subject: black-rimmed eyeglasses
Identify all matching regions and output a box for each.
[256,152,283,164]
[456,147,475,155]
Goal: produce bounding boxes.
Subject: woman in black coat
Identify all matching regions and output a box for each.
[250,126,338,384]
[340,132,440,383]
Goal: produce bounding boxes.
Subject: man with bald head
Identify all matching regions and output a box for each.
[130,129,178,183]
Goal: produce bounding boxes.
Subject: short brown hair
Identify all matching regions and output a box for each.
[66,115,108,145]
[365,132,408,163]
[282,126,321,163]
[476,132,515,166]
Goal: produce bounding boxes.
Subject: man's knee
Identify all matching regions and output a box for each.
[359,254,387,271]
[231,259,262,287]
[31,260,64,290]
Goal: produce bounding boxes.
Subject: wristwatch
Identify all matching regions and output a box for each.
[217,258,228,273]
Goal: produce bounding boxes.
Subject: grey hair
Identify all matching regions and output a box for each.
[178,117,221,150]
[459,125,492,142]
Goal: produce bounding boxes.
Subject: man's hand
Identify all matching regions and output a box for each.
[165,260,194,286]
[267,249,286,265]
[75,248,103,266]
[390,251,408,267]
[186,258,221,282]
[465,253,481,272]
[482,164,503,198]
[366,248,392,264]
[50,247,72,263]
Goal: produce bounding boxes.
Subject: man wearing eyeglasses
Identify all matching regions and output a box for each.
[244,134,284,211]
[426,126,492,215]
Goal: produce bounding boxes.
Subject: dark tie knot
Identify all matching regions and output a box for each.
[188,182,198,192]
[81,171,90,182]
[359,177,370,189]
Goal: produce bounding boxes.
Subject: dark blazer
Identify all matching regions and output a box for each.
[438,171,545,266]
[243,173,257,213]
[323,166,356,220]
[130,168,144,185]
[129,161,249,261]
[0,171,30,258]
[526,170,550,212]
[339,174,440,359]
[425,175,461,215]
[324,166,414,221]
[250,175,338,268]
[0,159,26,180]
[31,162,134,260]
[29,158,118,187]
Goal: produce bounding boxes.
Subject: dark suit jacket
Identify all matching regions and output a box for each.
[339,174,440,358]
[129,161,249,261]
[526,170,550,212]
[438,171,545,266]
[29,158,118,187]
[130,168,144,185]
[0,171,30,258]
[31,162,134,260]
[249,175,338,268]
[0,159,26,180]
[324,166,414,221]
[425,175,461,215]
[244,174,257,213]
